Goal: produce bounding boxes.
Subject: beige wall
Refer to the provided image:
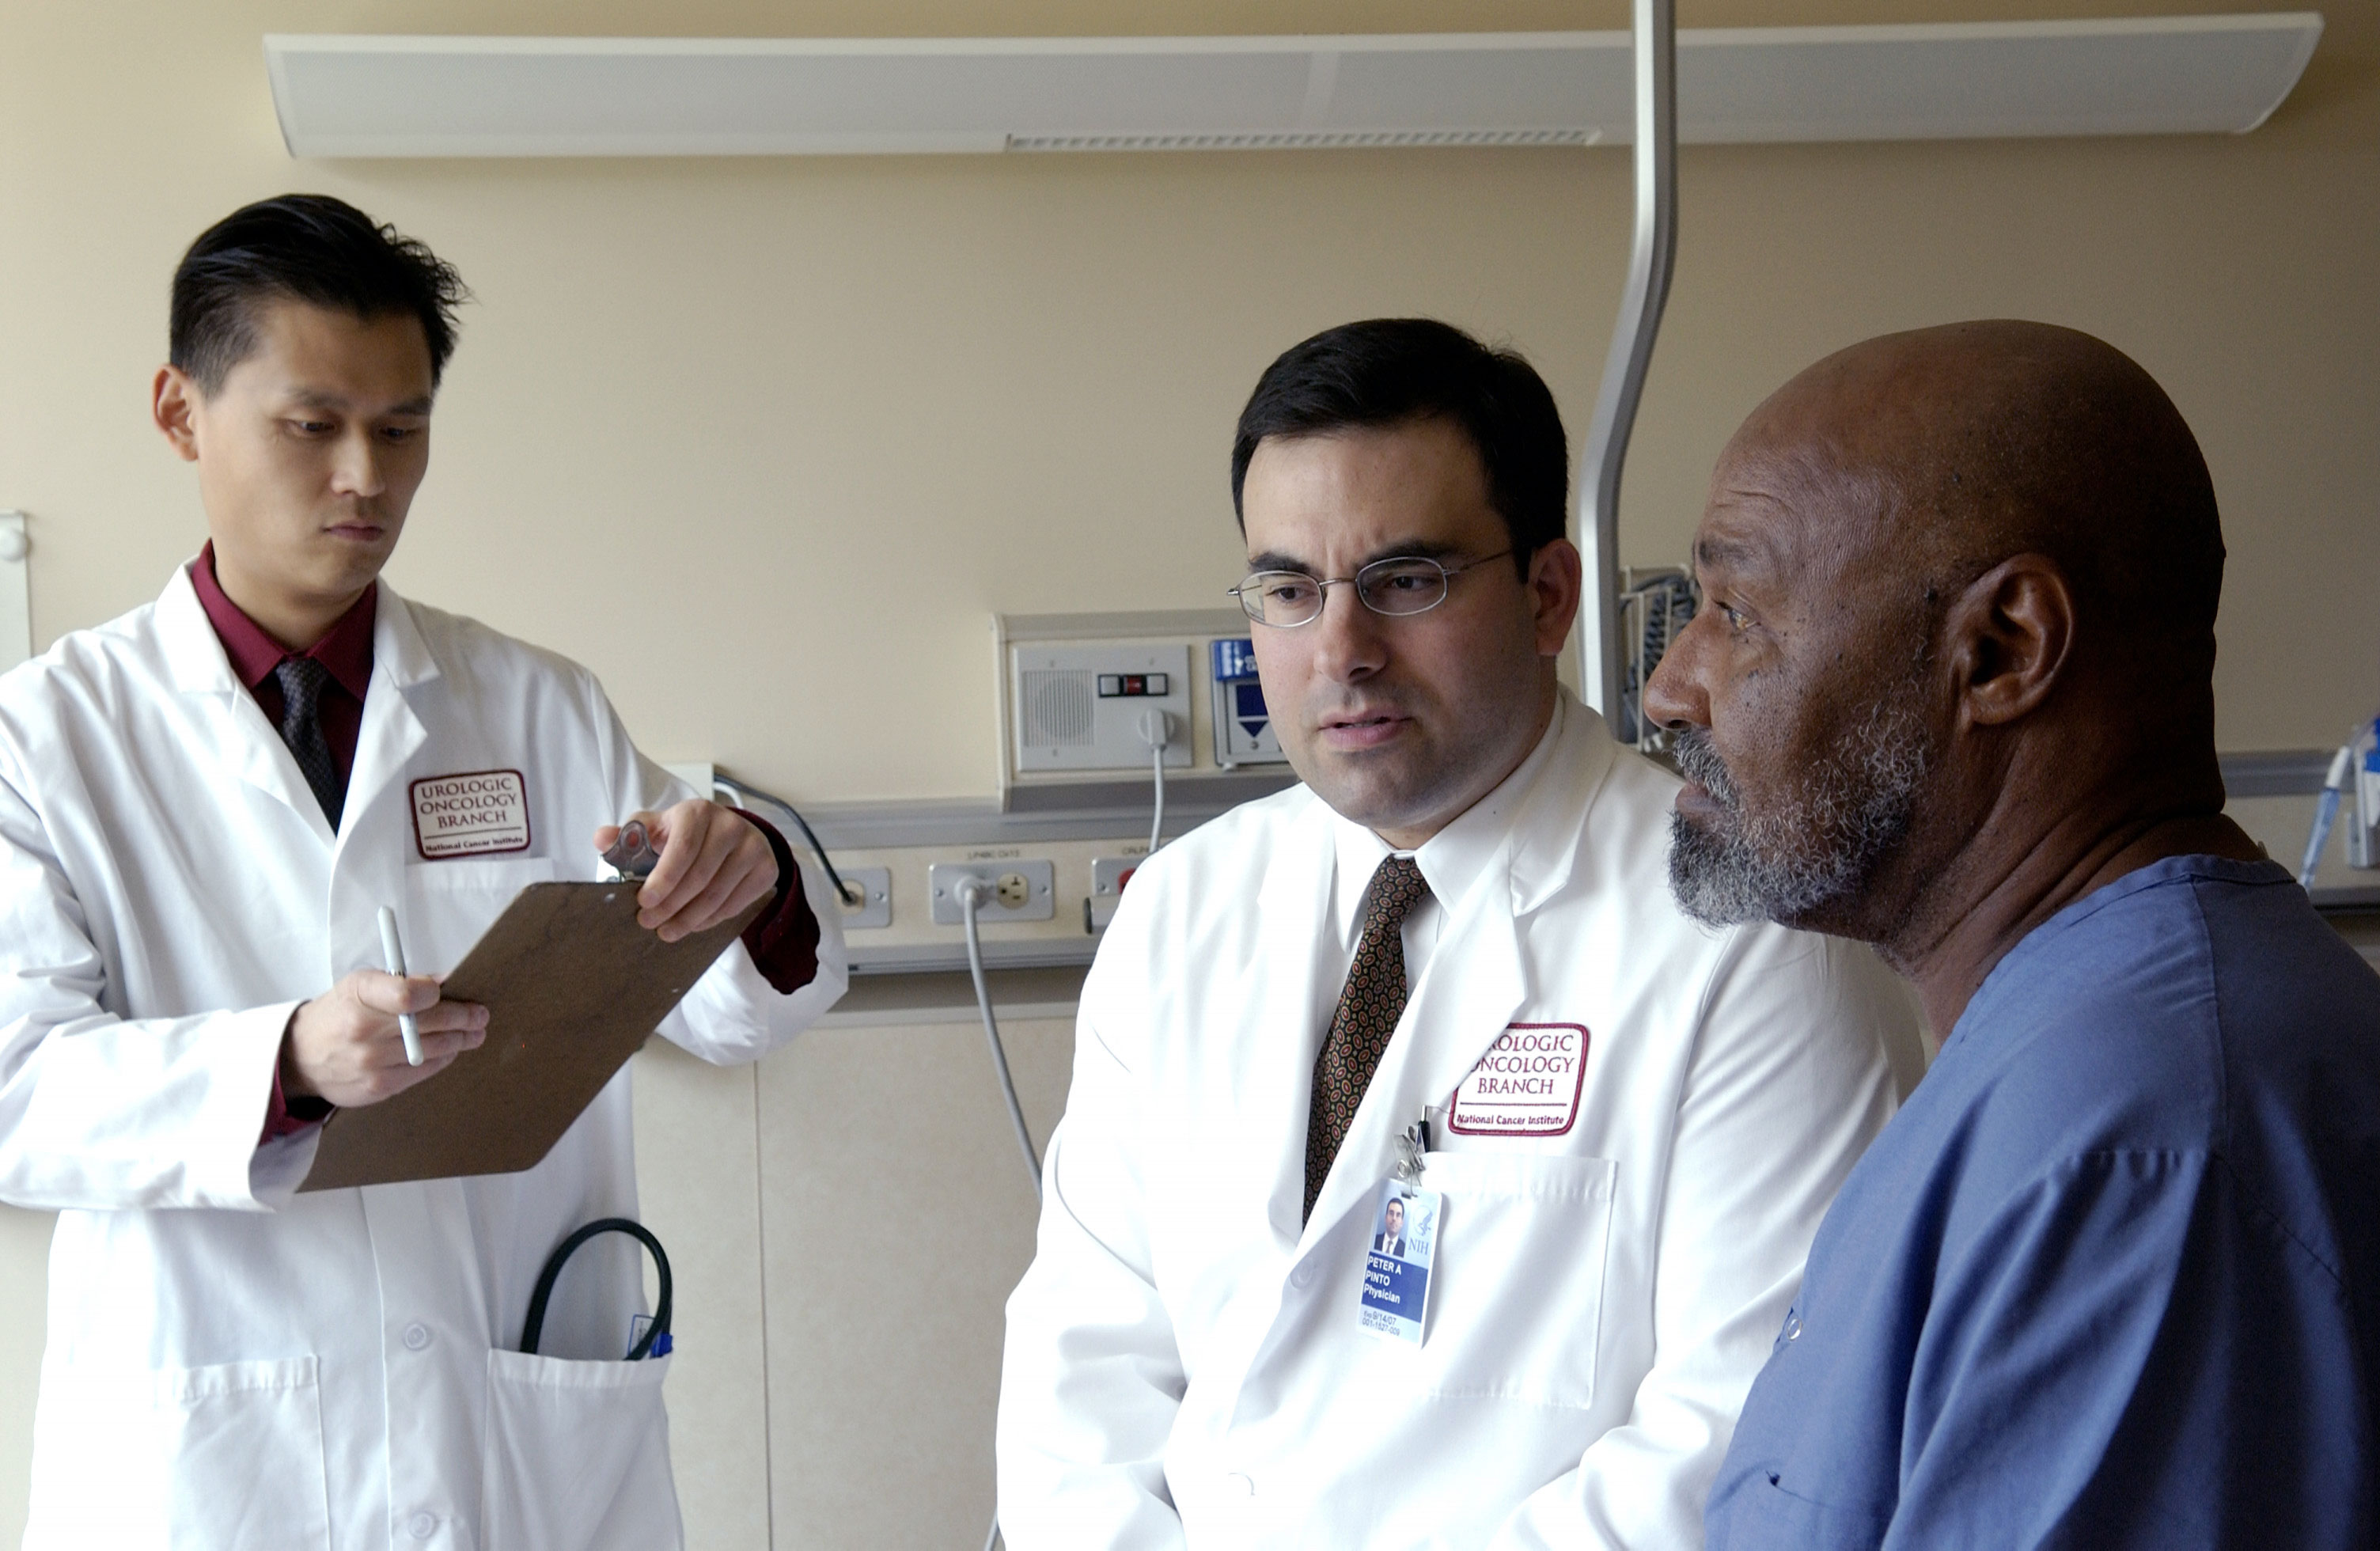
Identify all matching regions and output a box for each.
[0,1,2374,1545]
[2,1,2374,804]
[633,1013,1079,1550]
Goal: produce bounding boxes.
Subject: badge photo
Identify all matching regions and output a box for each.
[411,769,532,860]
[1357,1179,1442,1346]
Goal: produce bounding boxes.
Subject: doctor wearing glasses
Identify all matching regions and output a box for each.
[998,319,1922,1549]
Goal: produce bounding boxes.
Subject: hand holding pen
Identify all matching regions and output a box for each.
[278,928,489,1108]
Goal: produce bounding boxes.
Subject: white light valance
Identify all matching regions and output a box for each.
[263,15,2325,158]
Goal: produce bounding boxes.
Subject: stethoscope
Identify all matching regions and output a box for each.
[521,1217,673,1361]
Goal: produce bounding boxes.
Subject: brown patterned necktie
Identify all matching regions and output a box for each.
[1305,855,1431,1221]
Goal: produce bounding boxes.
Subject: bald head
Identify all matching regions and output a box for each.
[1728,320,2223,674]
[1647,320,2236,953]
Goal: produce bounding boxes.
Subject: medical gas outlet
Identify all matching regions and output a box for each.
[930,861,1056,924]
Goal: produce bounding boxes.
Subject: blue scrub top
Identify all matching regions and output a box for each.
[1706,855,2380,1549]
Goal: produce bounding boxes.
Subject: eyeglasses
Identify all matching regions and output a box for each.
[1229,550,1514,628]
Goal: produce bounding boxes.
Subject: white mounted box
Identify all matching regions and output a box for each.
[1009,642,1192,776]
[996,609,1284,804]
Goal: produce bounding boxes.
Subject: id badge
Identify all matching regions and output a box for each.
[1357,1177,1442,1345]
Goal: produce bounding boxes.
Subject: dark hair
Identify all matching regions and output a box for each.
[170,194,468,393]
[1230,319,1570,570]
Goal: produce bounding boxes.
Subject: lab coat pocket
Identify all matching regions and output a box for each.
[24,1353,329,1550]
[405,856,559,976]
[482,1348,682,1551]
[1407,1151,1616,1408]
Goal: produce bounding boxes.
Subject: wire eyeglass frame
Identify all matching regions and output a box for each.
[1229,549,1515,628]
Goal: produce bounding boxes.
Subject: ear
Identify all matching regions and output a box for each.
[1525,537,1583,658]
[1945,555,2074,729]
[152,366,202,463]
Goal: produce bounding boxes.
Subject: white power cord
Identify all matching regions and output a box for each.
[1149,742,1166,855]
[958,878,1043,1202]
[1139,708,1175,855]
[961,877,1044,1551]
[974,692,1158,1549]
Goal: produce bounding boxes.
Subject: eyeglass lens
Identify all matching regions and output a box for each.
[1235,558,1453,626]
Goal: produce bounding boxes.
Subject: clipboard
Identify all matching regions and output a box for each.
[299,882,767,1192]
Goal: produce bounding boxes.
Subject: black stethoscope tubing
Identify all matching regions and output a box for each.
[521,1216,673,1361]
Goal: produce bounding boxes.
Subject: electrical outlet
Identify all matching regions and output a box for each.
[1086,855,1146,933]
[929,860,1056,924]
[833,866,892,929]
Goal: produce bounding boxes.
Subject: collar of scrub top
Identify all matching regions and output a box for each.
[1324,692,1571,957]
[191,540,377,704]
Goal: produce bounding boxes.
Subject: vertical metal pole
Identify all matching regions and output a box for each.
[1575,0,1677,725]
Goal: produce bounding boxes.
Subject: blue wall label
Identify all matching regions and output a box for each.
[1211,638,1260,681]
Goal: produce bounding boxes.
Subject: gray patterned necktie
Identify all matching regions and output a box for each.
[1305,855,1431,1221]
[274,657,343,829]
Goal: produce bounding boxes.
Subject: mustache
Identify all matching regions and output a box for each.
[1669,726,1738,809]
[1664,696,1936,930]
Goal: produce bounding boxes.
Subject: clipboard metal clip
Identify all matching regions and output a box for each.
[603,819,662,881]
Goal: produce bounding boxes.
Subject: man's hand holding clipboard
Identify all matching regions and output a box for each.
[596,796,783,942]
[294,797,788,1193]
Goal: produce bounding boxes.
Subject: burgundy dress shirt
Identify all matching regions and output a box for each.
[190,547,820,1140]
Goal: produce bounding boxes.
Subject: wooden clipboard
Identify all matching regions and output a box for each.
[299,882,767,1193]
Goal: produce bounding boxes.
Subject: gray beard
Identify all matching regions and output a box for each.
[1666,699,1934,930]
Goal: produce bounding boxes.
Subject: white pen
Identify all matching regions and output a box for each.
[377,905,425,1067]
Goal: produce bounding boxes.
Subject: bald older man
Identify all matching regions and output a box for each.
[1646,320,2380,1549]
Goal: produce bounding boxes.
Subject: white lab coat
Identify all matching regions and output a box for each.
[0,563,847,1551]
[998,693,1920,1549]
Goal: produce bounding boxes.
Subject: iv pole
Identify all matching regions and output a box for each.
[1575,0,1680,726]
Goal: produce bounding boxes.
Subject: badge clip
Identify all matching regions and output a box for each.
[602,819,662,881]
[1393,1117,1433,1182]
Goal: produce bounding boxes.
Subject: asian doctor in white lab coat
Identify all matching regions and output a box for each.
[0,195,846,1549]
[997,320,1923,1549]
